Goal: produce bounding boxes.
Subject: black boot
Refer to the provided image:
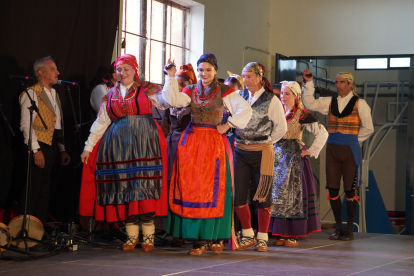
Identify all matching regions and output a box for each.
[328,189,343,240]
[343,191,357,241]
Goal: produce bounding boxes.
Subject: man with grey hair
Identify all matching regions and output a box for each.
[19,56,71,224]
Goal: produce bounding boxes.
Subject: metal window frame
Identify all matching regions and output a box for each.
[121,0,189,83]
[355,57,411,70]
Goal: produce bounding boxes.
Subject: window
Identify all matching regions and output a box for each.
[389,57,410,68]
[355,57,411,70]
[121,0,190,84]
[356,58,388,69]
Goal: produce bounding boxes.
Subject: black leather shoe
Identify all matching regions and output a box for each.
[341,230,354,241]
[329,230,344,240]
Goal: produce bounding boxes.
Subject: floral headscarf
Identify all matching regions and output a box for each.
[280,81,301,96]
[227,71,244,90]
[336,71,358,97]
[114,54,140,79]
[281,80,303,109]
[242,62,272,93]
[197,53,218,71]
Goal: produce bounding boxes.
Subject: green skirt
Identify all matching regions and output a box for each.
[166,156,233,241]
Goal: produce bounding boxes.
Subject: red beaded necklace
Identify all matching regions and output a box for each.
[193,86,219,108]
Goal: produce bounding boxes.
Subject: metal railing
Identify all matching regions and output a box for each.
[359,81,408,233]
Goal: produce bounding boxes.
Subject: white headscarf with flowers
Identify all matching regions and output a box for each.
[280,81,302,108]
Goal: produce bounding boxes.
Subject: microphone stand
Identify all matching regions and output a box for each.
[66,85,80,238]
[13,80,49,254]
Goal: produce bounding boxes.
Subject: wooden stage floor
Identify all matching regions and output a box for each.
[1,229,414,276]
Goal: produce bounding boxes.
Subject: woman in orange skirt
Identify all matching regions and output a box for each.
[162,54,252,255]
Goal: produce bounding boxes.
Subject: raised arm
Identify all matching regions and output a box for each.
[161,59,191,108]
[302,82,331,115]
[301,69,331,115]
[162,76,191,108]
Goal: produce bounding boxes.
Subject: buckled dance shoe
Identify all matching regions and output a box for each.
[237,228,257,250]
[122,222,139,251]
[122,236,139,251]
[211,240,224,254]
[255,239,268,252]
[237,236,257,250]
[141,221,155,252]
[189,242,210,255]
[284,238,299,247]
[274,237,285,246]
[141,234,154,252]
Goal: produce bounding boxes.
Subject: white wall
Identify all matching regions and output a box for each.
[269,0,414,57]
[192,0,414,82]
[188,0,412,212]
[194,0,272,80]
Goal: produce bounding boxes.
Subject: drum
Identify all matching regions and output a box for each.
[8,215,44,248]
[0,222,12,253]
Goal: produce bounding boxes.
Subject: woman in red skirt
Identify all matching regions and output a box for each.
[80,54,170,252]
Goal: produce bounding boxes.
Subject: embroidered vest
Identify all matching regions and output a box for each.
[106,81,153,120]
[236,89,274,145]
[187,83,226,126]
[328,97,361,135]
[282,108,305,146]
[19,83,64,146]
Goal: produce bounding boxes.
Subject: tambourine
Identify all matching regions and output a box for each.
[0,222,12,252]
[8,215,44,248]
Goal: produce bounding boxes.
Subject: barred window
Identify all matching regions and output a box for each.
[356,57,410,70]
[121,0,190,84]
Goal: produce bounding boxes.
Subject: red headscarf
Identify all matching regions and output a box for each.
[258,63,272,93]
[176,63,197,84]
[114,54,140,79]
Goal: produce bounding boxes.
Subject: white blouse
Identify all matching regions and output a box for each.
[303,121,329,159]
[302,81,374,142]
[20,86,65,152]
[162,76,252,129]
[84,78,252,152]
[83,82,170,152]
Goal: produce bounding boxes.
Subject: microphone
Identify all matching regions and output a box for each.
[8,75,33,80]
[57,80,78,85]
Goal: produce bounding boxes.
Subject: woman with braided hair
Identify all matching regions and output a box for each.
[163,53,252,255]
[269,80,328,246]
